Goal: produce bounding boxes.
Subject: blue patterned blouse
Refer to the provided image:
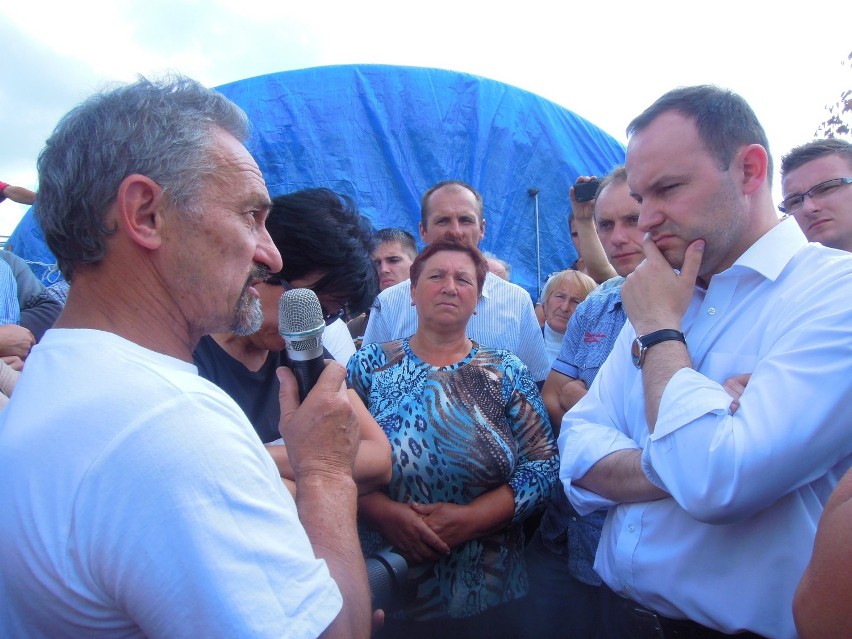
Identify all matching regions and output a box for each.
[347,338,558,620]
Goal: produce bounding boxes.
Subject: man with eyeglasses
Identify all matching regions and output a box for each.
[780,139,852,252]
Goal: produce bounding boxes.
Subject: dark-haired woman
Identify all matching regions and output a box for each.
[348,234,558,639]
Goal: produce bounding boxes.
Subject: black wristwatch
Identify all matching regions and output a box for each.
[631,329,686,369]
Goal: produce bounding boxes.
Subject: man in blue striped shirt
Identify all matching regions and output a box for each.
[362,180,549,383]
[0,258,35,367]
[0,260,21,327]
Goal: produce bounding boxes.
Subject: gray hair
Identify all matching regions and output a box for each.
[36,74,249,281]
[482,251,511,278]
[420,180,484,228]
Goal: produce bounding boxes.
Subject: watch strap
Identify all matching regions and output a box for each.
[639,329,686,350]
[632,329,686,369]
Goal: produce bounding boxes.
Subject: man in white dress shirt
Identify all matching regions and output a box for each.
[362,180,549,383]
[561,85,852,638]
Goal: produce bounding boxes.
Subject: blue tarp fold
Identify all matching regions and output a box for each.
[11,64,626,296]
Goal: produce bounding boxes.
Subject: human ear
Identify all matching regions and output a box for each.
[115,174,166,250]
[738,144,769,196]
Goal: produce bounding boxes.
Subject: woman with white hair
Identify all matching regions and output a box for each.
[540,269,596,364]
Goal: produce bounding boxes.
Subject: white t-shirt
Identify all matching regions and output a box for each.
[322,318,356,364]
[542,322,564,366]
[0,329,341,638]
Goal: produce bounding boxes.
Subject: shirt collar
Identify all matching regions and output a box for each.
[727,216,807,282]
[480,271,498,300]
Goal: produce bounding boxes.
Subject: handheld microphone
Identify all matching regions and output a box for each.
[278,288,326,402]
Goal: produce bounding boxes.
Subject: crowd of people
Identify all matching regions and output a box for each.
[0,74,851,639]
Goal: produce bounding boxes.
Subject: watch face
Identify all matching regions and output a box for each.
[631,338,643,368]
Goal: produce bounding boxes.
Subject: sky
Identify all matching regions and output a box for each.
[1,0,850,237]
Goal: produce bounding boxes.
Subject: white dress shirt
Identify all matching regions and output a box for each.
[560,219,852,639]
[363,271,550,381]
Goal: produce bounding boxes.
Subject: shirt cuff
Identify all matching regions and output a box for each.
[650,367,731,440]
[641,368,731,488]
[551,359,580,379]
[559,422,640,515]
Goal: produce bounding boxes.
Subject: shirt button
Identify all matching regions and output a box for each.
[707,307,716,315]
[571,516,577,522]
[628,524,636,532]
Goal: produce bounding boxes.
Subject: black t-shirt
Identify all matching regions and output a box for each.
[193,336,336,444]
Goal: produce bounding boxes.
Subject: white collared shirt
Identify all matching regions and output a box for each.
[363,271,550,381]
[560,218,852,638]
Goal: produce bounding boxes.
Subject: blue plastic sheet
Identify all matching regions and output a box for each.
[217,64,626,296]
[11,64,625,296]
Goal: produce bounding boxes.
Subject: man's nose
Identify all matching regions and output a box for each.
[798,194,821,217]
[638,204,663,234]
[257,228,283,274]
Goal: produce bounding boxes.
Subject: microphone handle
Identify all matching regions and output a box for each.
[291,356,326,402]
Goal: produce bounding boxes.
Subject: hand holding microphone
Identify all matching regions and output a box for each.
[277,287,359,478]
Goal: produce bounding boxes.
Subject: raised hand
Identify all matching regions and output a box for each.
[622,236,704,335]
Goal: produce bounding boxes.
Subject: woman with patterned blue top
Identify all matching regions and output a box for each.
[348,233,558,639]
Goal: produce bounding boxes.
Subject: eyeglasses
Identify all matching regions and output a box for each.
[322,307,347,326]
[264,275,347,325]
[778,177,852,214]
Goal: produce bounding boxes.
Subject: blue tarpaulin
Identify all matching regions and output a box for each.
[11,64,626,296]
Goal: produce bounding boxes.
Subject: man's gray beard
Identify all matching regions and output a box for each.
[230,291,263,336]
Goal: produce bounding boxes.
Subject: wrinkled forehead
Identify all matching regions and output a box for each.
[625,111,703,185]
[208,128,267,182]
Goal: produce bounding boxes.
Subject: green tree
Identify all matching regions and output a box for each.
[815,51,852,139]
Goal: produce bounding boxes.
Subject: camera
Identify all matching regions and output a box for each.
[573,179,600,202]
[365,549,408,612]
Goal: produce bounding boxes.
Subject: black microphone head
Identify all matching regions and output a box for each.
[279,288,325,360]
